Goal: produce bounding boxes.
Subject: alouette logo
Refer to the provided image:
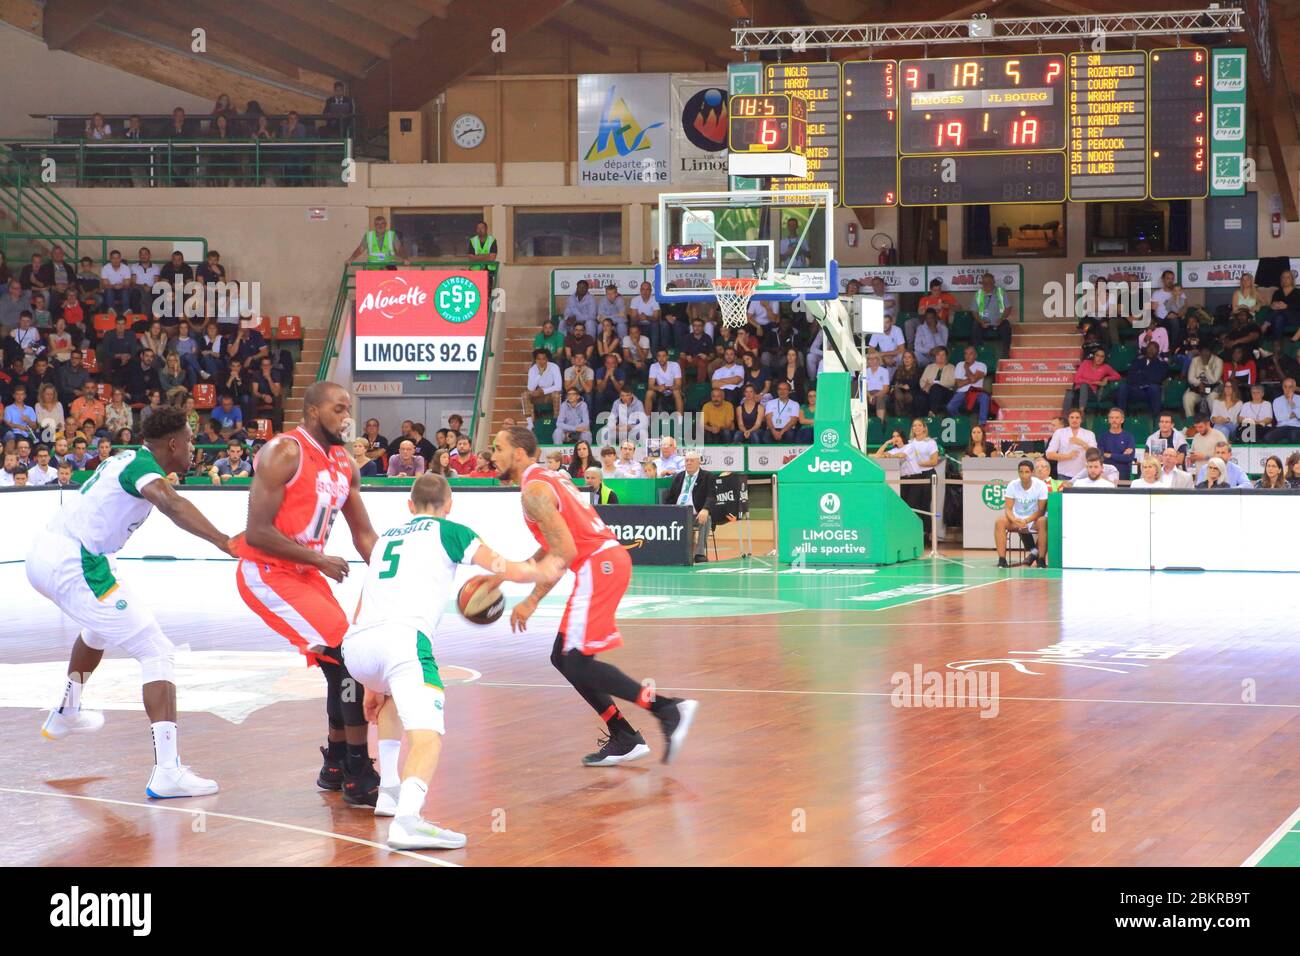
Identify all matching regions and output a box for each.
[359,277,429,319]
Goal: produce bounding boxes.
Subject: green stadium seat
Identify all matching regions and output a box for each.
[1126,413,1153,439]
[1109,344,1136,373]
[532,417,556,446]
[1161,379,1185,409]
[975,346,999,379]
[866,416,886,447]
[633,380,648,401]
[928,414,970,451]
[950,311,973,340]
[885,416,912,440]
[685,381,710,412]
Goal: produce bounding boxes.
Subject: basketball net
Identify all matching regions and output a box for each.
[711,277,759,329]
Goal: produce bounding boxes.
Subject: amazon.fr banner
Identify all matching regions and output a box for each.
[354,269,488,372]
[595,504,695,566]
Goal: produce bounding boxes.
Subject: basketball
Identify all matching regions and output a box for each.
[457,575,505,625]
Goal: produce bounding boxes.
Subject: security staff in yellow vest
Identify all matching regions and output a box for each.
[350,215,408,267]
[467,220,498,290]
[584,466,619,504]
[971,271,1014,355]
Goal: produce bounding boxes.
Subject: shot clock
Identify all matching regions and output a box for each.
[728,94,807,154]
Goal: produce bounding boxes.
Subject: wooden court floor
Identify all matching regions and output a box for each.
[2,554,1299,867]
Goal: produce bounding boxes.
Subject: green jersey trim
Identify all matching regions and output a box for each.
[118,447,166,499]
[416,631,443,689]
[437,518,478,564]
[80,545,118,600]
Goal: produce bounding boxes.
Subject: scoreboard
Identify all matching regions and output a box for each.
[1068,52,1148,200]
[733,48,1219,206]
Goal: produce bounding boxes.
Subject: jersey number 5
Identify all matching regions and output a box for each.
[378,539,403,579]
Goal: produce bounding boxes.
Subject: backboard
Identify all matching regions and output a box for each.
[654,187,837,302]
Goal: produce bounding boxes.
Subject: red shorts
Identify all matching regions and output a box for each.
[236,559,348,664]
[559,543,631,656]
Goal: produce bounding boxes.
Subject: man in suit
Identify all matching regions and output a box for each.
[1159,446,1195,488]
[666,449,715,563]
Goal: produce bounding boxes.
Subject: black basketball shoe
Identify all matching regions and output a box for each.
[582,729,650,767]
[317,745,344,791]
[342,758,381,807]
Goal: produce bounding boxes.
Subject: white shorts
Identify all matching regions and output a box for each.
[26,532,163,652]
[342,624,446,734]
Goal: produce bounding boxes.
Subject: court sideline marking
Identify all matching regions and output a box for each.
[1241,804,1300,866]
[0,787,459,867]
[469,681,1300,710]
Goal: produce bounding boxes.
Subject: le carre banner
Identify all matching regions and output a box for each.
[354,270,488,372]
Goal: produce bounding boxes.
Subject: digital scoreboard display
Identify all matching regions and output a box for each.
[735,52,1226,206]
[729,94,806,154]
[1068,51,1148,201]
[765,62,840,191]
[898,53,1065,153]
[1149,47,1208,200]
[842,60,898,206]
[899,153,1066,205]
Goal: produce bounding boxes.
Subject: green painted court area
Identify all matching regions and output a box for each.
[1253,819,1300,867]
[616,557,1054,616]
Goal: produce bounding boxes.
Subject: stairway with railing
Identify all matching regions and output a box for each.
[0,143,80,248]
[299,261,500,437]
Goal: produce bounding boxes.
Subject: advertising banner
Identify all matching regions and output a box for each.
[672,73,729,185]
[1179,258,1261,288]
[710,472,749,525]
[551,269,646,298]
[837,265,928,294]
[1210,48,1248,196]
[1079,260,1178,286]
[728,62,763,191]
[595,505,695,565]
[697,445,745,471]
[354,270,488,372]
[746,443,810,473]
[578,74,671,185]
[926,264,1022,292]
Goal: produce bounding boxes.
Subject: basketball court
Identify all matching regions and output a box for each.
[2,555,1297,867]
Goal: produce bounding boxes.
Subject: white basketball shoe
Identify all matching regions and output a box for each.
[386,816,467,850]
[41,708,106,740]
[146,764,220,799]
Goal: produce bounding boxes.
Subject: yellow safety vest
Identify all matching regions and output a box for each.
[366,229,396,263]
[470,234,498,272]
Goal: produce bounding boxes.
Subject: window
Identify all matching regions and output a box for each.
[390,210,486,260]
[963,203,1065,258]
[1085,200,1191,257]
[512,208,623,262]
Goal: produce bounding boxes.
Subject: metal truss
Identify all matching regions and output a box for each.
[731,8,1244,53]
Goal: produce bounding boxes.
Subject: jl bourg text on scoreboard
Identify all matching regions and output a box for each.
[728,49,1231,207]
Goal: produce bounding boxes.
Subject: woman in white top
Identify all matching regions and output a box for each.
[1209,379,1243,441]
[33,383,65,442]
[887,417,941,544]
[47,316,74,364]
[1231,272,1259,315]
[1239,383,1275,437]
[1127,455,1167,489]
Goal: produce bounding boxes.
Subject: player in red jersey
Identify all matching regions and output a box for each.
[235,382,381,804]
[490,425,698,766]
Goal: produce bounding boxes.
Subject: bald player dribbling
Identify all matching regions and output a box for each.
[491,425,698,766]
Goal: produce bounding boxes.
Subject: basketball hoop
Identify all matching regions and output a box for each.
[711,277,759,329]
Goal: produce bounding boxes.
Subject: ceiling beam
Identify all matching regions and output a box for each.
[658,0,734,29]
[120,0,351,81]
[1244,0,1297,220]
[395,0,452,16]
[353,0,576,125]
[204,0,376,77]
[585,0,730,68]
[43,0,117,50]
[271,0,401,60]
[543,20,611,58]
[324,0,424,37]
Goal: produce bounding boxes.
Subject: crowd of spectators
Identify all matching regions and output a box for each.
[528,274,1014,447]
[0,245,289,489]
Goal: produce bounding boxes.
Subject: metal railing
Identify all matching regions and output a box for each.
[0,231,208,267]
[0,143,79,243]
[1,139,351,188]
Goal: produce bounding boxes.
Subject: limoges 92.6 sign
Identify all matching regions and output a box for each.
[354,270,489,371]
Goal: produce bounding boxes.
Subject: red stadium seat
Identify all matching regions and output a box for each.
[92,313,115,332]
[244,315,272,338]
[81,351,99,373]
[250,419,273,441]
[274,315,302,341]
[192,384,216,409]
[97,382,113,401]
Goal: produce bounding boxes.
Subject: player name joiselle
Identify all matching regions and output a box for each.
[355,336,483,371]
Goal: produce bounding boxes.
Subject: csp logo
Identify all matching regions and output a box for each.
[819,428,839,450]
[820,492,841,514]
[435,276,480,323]
[981,481,1006,510]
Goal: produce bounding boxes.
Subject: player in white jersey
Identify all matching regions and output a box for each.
[25,407,236,798]
[343,473,560,850]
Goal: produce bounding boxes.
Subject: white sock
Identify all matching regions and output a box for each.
[396,776,428,820]
[378,738,401,788]
[57,677,83,714]
[151,721,179,768]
